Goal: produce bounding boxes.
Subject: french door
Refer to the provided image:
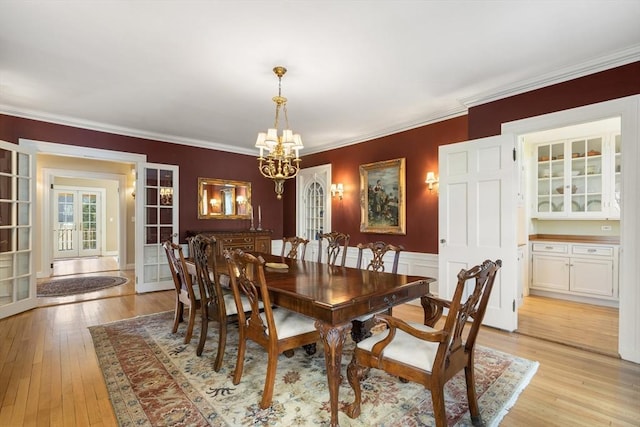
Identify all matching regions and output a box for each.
[296,165,331,262]
[52,186,103,259]
[438,134,518,331]
[135,162,179,293]
[0,140,36,320]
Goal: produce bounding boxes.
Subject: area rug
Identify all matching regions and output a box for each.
[89,311,538,426]
[37,275,128,297]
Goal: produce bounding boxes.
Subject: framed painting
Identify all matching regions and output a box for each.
[359,158,406,234]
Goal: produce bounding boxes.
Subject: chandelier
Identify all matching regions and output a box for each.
[255,66,303,199]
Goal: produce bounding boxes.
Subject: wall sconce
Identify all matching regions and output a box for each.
[330,183,344,200]
[425,172,439,193]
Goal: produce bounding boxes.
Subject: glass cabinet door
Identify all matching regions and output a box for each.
[535,142,565,215]
[533,134,619,219]
[569,137,603,214]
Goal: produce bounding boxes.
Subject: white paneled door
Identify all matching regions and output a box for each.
[438,135,518,331]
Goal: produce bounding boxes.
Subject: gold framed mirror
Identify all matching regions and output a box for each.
[198,178,251,219]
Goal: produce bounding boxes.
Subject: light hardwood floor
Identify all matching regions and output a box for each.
[1,294,638,426]
[517,295,619,357]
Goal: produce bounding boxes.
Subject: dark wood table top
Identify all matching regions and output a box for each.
[254,253,435,325]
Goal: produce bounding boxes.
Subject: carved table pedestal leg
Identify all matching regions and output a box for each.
[316,320,352,427]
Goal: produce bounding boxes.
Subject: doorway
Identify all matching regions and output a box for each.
[509,114,624,357]
[52,185,104,259]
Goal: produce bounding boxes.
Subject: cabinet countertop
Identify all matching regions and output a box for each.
[529,234,619,245]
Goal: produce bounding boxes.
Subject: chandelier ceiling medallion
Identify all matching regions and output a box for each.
[255,66,303,199]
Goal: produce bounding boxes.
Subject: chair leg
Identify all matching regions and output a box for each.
[213,321,227,372]
[431,383,447,427]
[184,304,197,344]
[232,331,246,385]
[172,300,183,333]
[260,348,279,409]
[196,306,209,356]
[344,356,366,419]
[465,363,485,426]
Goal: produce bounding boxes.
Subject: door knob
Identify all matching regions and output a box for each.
[440,239,446,244]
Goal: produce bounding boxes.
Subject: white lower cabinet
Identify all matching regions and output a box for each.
[530,241,618,303]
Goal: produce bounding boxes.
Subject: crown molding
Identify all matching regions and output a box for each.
[0,105,255,156]
[460,45,640,108]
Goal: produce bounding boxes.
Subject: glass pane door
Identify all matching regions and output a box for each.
[135,163,178,293]
[0,141,36,319]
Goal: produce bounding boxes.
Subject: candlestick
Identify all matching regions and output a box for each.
[249,205,255,231]
[257,205,262,230]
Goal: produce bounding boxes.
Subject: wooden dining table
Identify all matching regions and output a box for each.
[188,252,435,426]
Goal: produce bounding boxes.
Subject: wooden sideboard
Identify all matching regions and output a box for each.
[185,230,272,255]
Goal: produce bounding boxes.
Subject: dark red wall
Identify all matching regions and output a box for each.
[469,62,640,139]
[293,116,469,253]
[0,115,285,241]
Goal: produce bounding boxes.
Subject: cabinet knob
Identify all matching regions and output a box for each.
[440,239,446,244]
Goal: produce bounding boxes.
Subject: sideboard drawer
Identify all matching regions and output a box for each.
[186,230,272,256]
[531,243,568,254]
[571,245,613,257]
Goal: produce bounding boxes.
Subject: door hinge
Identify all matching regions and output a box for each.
[512,148,517,161]
[50,263,53,269]
[512,299,516,312]
[50,183,54,190]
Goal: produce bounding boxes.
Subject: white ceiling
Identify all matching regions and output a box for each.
[1,1,639,155]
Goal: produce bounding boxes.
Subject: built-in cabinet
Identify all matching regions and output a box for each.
[533,133,620,219]
[530,240,618,304]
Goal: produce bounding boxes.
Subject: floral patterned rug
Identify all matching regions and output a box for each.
[89,311,538,426]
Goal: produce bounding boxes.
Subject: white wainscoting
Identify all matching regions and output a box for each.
[271,239,439,305]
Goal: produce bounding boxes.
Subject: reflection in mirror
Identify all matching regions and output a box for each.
[198,178,251,219]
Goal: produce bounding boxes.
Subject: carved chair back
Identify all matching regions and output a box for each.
[280,236,310,260]
[318,231,350,266]
[355,241,404,274]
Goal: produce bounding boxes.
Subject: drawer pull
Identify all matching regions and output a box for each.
[587,249,596,253]
[383,294,398,306]
[545,246,554,250]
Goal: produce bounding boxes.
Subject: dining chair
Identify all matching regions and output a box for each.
[280,236,309,260]
[163,240,200,344]
[224,248,320,409]
[190,234,255,371]
[317,231,350,266]
[351,241,405,342]
[344,259,502,427]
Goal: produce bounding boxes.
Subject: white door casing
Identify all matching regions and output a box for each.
[439,134,518,331]
[502,94,640,363]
